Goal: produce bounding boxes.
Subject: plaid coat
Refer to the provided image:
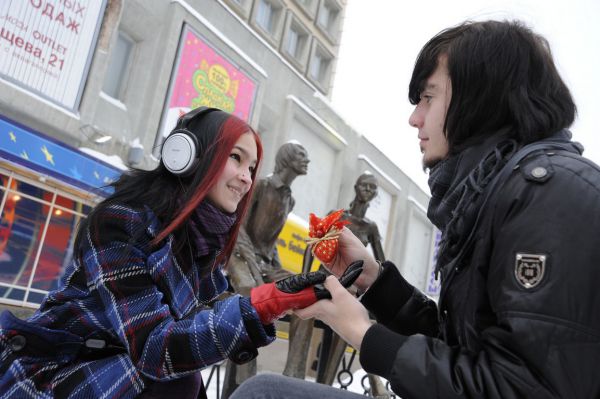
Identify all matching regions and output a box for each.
[0,204,275,398]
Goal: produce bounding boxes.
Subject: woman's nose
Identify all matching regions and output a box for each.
[239,169,252,184]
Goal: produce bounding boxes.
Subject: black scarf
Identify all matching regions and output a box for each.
[427,133,518,278]
[188,200,237,258]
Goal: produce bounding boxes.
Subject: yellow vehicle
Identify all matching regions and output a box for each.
[276,213,319,274]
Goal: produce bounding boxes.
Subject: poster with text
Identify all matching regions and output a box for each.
[0,0,107,111]
[159,25,257,138]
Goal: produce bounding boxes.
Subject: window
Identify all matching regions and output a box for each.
[310,52,327,81]
[309,45,330,81]
[288,29,300,57]
[308,40,334,92]
[251,0,284,44]
[317,4,331,27]
[0,169,94,307]
[316,0,342,43]
[256,0,275,32]
[281,12,310,68]
[102,31,134,100]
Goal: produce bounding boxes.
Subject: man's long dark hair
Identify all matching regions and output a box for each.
[409,20,576,154]
[75,111,263,268]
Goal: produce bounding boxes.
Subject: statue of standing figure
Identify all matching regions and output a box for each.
[342,172,385,262]
[304,171,390,397]
[222,141,313,398]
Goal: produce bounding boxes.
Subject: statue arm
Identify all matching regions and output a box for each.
[271,246,283,270]
[233,226,258,264]
[301,244,315,274]
[245,180,265,227]
[227,226,264,293]
[369,224,386,262]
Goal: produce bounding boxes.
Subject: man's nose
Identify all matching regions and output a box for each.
[409,107,422,128]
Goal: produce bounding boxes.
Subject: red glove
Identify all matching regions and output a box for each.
[250,261,364,324]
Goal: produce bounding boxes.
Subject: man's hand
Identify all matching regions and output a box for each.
[295,275,373,350]
[321,227,380,293]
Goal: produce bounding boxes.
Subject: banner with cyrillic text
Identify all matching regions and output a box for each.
[0,0,107,110]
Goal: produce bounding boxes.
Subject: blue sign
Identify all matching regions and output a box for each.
[0,115,122,196]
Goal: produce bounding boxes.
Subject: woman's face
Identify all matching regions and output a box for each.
[207,132,258,213]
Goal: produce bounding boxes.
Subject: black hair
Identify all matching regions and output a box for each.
[409,20,576,154]
[74,110,263,269]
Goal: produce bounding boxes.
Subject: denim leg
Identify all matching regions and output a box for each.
[229,373,366,399]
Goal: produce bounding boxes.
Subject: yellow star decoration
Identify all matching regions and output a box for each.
[41,145,55,166]
[20,151,29,160]
[9,131,16,142]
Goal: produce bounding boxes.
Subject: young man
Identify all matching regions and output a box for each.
[232,20,600,399]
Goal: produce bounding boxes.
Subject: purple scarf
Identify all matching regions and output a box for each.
[188,200,237,258]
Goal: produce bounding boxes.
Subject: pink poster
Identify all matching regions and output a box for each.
[161,26,257,136]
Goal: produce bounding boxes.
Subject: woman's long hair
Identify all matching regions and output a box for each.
[76,111,263,268]
[408,20,576,154]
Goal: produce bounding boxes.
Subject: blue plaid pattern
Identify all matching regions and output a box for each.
[0,205,275,398]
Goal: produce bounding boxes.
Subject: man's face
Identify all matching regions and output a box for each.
[290,146,310,175]
[408,58,451,169]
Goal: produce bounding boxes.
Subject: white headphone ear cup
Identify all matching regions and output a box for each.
[161,131,199,175]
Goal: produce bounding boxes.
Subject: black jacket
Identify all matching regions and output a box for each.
[359,141,600,398]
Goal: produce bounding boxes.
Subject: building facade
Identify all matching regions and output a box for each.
[0,0,439,312]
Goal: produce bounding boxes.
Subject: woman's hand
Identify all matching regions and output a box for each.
[294,276,373,350]
[321,227,380,293]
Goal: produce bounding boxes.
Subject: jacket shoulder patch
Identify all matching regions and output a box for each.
[514,253,547,289]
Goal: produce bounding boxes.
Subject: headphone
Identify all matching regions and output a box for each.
[161,107,220,176]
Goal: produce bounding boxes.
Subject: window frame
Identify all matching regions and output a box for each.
[250,0,285,47]
[315,0,343,44]
[102,30,136,101]
[292,0,318,19]
[280,11,312,71]
[307,39,334,92]
[0,167,96,308]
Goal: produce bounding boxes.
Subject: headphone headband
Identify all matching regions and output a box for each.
[176,106,219,130]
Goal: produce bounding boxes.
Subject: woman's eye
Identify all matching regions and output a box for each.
[249,166,256,174]
[230,153,241,162]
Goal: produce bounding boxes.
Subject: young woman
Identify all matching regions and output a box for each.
[0,107,335,398]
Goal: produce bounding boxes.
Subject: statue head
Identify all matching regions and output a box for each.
[353,172,378,204]
[274,140,310,176]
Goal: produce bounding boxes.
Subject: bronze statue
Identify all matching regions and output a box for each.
[342,172,385,262]
[304,172,389,397]
[222,141,313,397]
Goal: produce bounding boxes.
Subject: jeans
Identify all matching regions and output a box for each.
[229,373,366,399]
